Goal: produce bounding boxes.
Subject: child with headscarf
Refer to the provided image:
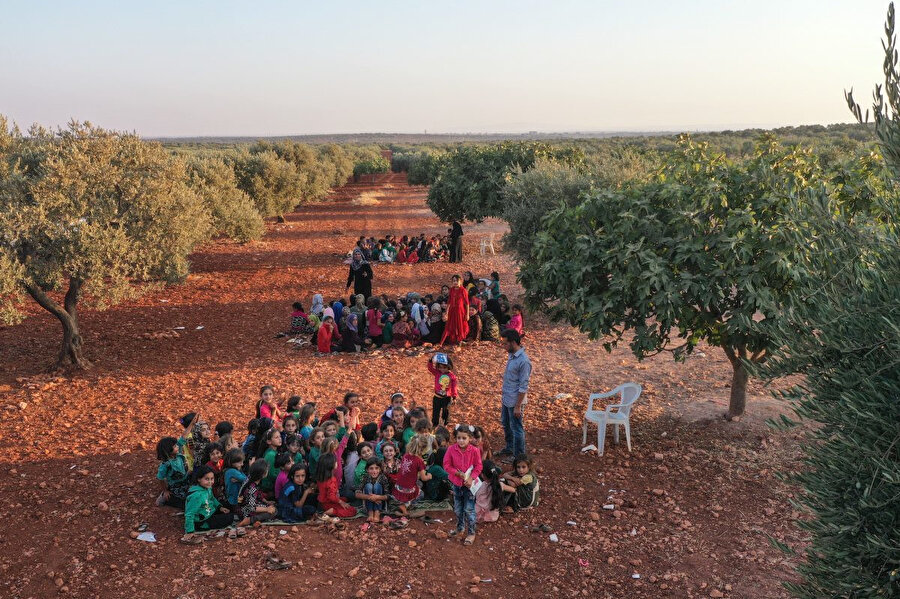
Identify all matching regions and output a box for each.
[340,313,365,353]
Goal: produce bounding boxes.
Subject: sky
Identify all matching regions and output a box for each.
[0,0,891,136]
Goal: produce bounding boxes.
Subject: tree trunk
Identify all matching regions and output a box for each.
[723,345,749,420]
[24,278,90,370]
[727,359,748,420]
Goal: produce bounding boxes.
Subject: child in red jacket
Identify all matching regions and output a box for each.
[443,423,482,545]
[317,316,341,354]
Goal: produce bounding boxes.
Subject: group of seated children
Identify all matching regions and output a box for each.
[285,270,524,354]
[350,234,450,265]
[156,386,539,546]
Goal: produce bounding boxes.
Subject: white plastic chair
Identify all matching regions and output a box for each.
[583,383,642,456]
[480,233,495,256]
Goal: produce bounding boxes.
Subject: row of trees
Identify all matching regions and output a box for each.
[413,5,898,594]
[0,119,377,368]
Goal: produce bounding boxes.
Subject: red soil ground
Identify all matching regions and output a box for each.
[0,174,806,598]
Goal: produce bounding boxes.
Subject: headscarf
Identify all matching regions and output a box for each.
[310,294,324,317]
[429,302,443,324]
[347,313,359,334]
[333,301,344,324]
[350,248,368,271]
[350,294,366,315]
[323,306,335,320]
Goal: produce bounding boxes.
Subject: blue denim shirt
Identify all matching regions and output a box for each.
[502,348,532,408]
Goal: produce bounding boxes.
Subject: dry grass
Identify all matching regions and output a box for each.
[351,191,384,206]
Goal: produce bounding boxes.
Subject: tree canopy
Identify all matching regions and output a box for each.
[0,119,210,368]
[519,135,859,418]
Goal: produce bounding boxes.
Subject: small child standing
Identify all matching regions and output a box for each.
[427,354,458,427]
[443,424,482,545]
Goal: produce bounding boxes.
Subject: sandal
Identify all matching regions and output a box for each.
[265,556,292,571]
[464,534,475,546]
[389,519,408,530]
[179,535,203,545]
[448,528,463,537]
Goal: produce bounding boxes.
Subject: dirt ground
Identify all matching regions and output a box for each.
[0,173,807,598]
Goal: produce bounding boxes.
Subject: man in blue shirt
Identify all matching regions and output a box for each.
[498,329,532,462]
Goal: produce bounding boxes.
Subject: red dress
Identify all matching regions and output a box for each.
[441,286,470,344]
[317,477,356,518]
[391,454,425,503]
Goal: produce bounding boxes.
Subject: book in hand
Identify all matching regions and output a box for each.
[464,466,482,496]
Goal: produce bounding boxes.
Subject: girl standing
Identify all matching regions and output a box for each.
[440,275,470,345]
[443,424,482,545]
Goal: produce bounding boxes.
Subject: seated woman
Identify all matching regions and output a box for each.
[339,313,366,353]
[406,245,419,264]
[396,246,408,263]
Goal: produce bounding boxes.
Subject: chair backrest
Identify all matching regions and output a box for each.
[616,383,642,416]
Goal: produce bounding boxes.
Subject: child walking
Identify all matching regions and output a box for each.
[427,353,458,427]
[443,424,482,545]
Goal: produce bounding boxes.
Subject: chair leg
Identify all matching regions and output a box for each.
[582,421,587,445]
[625,420,632,452]
[490,243,495,255]
[613,423,620,445]
[597,421,606,456]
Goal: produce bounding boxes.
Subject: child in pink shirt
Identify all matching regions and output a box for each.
[443,424,482,545]
[506,304,524,335]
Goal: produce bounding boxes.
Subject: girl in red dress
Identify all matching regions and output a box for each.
[440,275,470,345]
[314,453,357,518]
[391,436,432,517]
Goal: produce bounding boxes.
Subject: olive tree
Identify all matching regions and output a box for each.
[520,136,828,419]
[228,149,302,222]
[0,118,209,368]
[187,156,264,243]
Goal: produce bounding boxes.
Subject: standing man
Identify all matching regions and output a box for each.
[450,221,464,263]
[498,329,531,463]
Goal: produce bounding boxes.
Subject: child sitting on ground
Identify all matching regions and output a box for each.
[380,392,407,428]
[315,453,357,519]
[476,460,513,523]
[317,316,341,354]
[506,304,524,335]
[156,434,191,508]
[237,460,277,527]
[273,452,294,501]
[278,463,316,523]
[501,454,540,511]
[392,436,432,518]
[356,458,390,524]
[223,449,247,512]
[182,465,232,543]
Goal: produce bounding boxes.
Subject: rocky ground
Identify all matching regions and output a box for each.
[0,173,807,598]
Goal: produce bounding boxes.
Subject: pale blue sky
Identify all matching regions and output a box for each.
[0,1,889,136]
